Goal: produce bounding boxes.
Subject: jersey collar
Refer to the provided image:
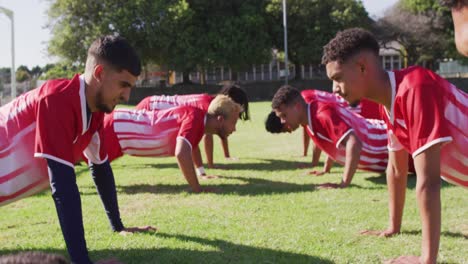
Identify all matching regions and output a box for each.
[79,74,88,135]
[385,71,396,125]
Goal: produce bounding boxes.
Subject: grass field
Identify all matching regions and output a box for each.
[0,102,466,263]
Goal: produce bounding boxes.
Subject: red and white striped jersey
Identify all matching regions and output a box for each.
[135,94,214,112]
[382,66,468,187]
[86,106,206,163]
[301,89,382,120]
[0,75,104,206]
[304,100,389,172]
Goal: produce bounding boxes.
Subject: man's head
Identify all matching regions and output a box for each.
[271,85,306,131]
[207,95,243,139]
[218,83,250,121]
[85,35,141,113]
[322,28,380,105]
[265,111,292,134]
[440,0,468,56]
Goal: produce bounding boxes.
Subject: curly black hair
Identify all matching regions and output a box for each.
[322,28,380,65]
[265,111,284,134]
[271,85,302,109]
[218,84,250,121]
[439,0,468,8]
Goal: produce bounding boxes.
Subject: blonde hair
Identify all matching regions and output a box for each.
[208,95,243,119]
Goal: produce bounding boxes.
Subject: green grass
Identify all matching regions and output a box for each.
[0,102,466,263]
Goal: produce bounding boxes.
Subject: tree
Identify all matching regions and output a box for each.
[16,65,31,82]
[40,63,83,80]
[266,0,371,79]
[46,0,273,83]
[374,1,459,68]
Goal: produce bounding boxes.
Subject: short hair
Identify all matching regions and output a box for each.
[0,251,69,264]
[265,111,284,133]
[87,35,141,76]
[218,84,250,121]
[439,0,468,8]
[271,85,302,109]
[322,28,380,65]
[208,95,243,120]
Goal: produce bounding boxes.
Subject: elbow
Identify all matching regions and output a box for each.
[416,177,441,197]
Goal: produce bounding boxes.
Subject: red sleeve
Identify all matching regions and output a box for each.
[177,109,205,149]
[316,105,353,148]
[34,96,78,168]
[397,76,452,156]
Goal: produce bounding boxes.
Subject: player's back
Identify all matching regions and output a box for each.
[136,94,214,112]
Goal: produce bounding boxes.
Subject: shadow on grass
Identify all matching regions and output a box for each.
[364,174,455,189]
[112,174,316,196]
[123,158,324,172]
[0,233,333,263]
[400,230,468,239]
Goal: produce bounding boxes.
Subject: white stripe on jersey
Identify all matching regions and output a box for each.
[445,100,468,133]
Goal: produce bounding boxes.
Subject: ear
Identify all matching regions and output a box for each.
[93,64,104,82]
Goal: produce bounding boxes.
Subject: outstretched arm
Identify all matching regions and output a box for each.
[176,138,207,193]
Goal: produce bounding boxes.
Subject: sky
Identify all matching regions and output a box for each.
[0,0,399,69]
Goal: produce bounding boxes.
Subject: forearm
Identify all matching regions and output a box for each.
[192,146,204,168]
[417,175,441,264]
[323,156,334,173]
[386,165,407,232]
[221,137,230,158]
[204,134,214,167]
[89,161,124,232]
[47,159,92,264]
[176,142,202,192]
[311,144,321,167]
[340,139,361,187]
[303,127,310,156]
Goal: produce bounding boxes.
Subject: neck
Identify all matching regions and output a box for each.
[365,69,392,109]
[299,102,309,126]
[204,114,217,135]
[84,74,98,112]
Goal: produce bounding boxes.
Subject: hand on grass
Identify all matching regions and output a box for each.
[119,226,157,236]
[384,256,421,264]
[200,174,219,180]
[360,229,399,237]
[306,170,327,176]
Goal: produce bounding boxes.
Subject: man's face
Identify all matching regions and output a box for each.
[95,65,137,113]
[274,103,301,132]
[326,59,365,106]
[217,110,240,139]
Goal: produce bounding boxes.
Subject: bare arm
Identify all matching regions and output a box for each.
[311,143,321,167]
[220,136,230,158]
[413,144,442,264]
[361,148,408,237]
[303,126,310,156]
[340,132,362,187]
[204,134,214,168]
[175,138,202,193]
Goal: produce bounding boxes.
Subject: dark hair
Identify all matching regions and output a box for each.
[265,111,284,133]
[0,251,69,264]
[322,28,380,65]
[88,35,141,76]
[271,85,302,109]
[439,0,468,8]
[219,84,250,120]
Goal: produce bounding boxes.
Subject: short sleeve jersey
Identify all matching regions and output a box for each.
[0,75,104,205]
[135,94,214,112]
[91,106,206,163]
[381,66,468,186]
[305,100,389,172]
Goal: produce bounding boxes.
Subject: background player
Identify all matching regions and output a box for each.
[136,84,249,172]
[87,95,242,193]
[270,85,389,189]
